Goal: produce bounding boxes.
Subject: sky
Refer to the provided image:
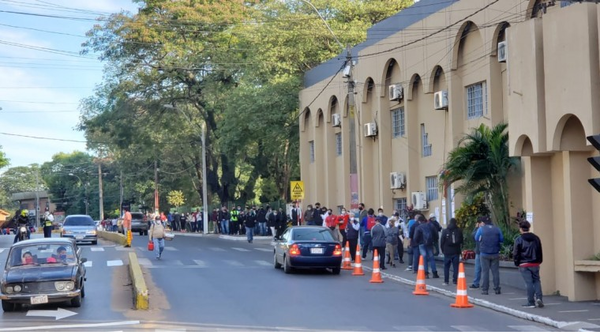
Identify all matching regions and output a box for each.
[0,0,140,171]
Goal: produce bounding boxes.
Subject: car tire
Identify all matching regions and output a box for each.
[80,283,85,298]
[274,253,281,269]
[91,240,97,245]
[1,300,15,312]
[283,255,293,274]
[331,267,341,275]
[139,231,144,236]
[71,294,82,307]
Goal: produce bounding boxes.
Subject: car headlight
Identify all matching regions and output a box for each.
[86,230,97,235]
[63,230,73,234]
[13,285,21,293]
[54,281,74,291]
[5,286,13,294]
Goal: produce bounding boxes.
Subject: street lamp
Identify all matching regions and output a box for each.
[68,173,88,215]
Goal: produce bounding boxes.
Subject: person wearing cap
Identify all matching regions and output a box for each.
[513,220,544,308]
[428,213,442,256]
[475,216,503,295]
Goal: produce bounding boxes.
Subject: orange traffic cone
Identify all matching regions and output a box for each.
[412,255,429,295]
[352,244,365,276]
[451,262,474,308]
[342,241,353,270]
[369,249,384,283]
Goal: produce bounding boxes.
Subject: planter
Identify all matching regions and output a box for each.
[574,260,600,273]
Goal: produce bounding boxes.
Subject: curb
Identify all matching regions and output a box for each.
[97,230,127,246]
[128,252,149,310]
[218,235,273,241]
[363,265,578,331]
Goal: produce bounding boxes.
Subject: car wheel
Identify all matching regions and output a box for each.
[331,267,341,275]
[80,283,85,298]
[2,300,15,312]
[283,255,293,274]
[91,240,97,245]
[273,252,281,269]
[71,294,82,307]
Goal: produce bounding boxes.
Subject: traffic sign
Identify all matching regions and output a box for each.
[290,181,304,200]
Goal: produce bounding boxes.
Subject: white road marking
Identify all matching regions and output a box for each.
[451,325,489,332]
[509,297,528,300]
[232,247,250,252]
[224,260,244,267]
[210,247,225,251]
[193,260,207,267]
[84,261,93,268]
[508,325,550,332]
[0,248,7,253]
[107,260,124,267]
[137,258,152,267]
[255,248,272,252]
[170,260,183,266]
[154,329,186,332]
[165,246,177,251]
[255,260,271,267]
[115,247,129,251]
[392,326,439,331]
[26,308,77,320]
[558,310,589,313]
[90,247,105,252]
[0,320,140,331]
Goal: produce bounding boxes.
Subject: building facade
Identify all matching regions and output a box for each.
[299,0,600,301]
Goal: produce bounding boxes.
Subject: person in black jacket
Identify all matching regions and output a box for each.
[244,207,257,243]
[513,220,544,308]
[440,218,463,285]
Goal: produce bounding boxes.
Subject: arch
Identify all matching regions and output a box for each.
[316,109,324,128]
[301,107,311,132]
[552,114,587,151]
[428,65,446,92]
[491,22,511,56]
[514,134,534,156]
[361,77,375,104]
[527,0,543,19]
[451,21,482,70]
[327,95,339,124]
[407,74,421,101]
[381,58,401,98]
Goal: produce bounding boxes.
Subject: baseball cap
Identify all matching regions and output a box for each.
[429,213,436,219]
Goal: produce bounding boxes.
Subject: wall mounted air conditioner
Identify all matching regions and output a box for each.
[332,113,341,127]
[434,90,449,110]
[364,123,377,137]
[388,84,403,101]
[390,172,406,189]
[498,41,507,63]
[411,191,428,210]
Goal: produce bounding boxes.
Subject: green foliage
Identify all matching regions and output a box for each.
[590,252,600,261]
[0,145,9,169]
[454,193,490,251]
[167,190,185,208]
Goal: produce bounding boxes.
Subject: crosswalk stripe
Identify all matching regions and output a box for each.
[165,246,177,251]
[507,325,549,332]
[451,325,489,332]
[90,247,105,252]
[224,260,244,267]
[232,247,250,252]
[107,260,124,267]
[392,326,439,331]
[255,260,271,267]
[137,258,153,267]
[255,248,272,252]
[210,247,225,251]
[0,248,5,254]
[84,261,93,268]
[193,260,207,267]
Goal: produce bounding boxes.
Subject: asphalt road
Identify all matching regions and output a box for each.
[0,233,560,331]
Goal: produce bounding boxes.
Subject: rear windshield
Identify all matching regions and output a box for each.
[63,216,95,226]
[131,213,145,220]
[292,229,334,241]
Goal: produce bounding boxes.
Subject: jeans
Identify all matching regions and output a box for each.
[396,241,404,262]
[307,221,315,226]
[220,220,229,234]
[258,222,267,236]
[361,233,372,258]
[246,226,254,242]
[472,253,482,286]
[348,238,358,262]
[412,246,421,272]
[153,238,165,258]
[519,266,543,305]
[444,254,460,283]
[374,246,386,268]
[481,254,500,292]
[418,244,437,274]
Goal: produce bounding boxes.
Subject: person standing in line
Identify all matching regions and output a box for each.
[256,206,267,236]
[475,216,503,295]
[313,203,324,227]
[428,214,443,256]
[396,215,406,264]
[385,217,399,268]
[220,206,230,235]
[370,216,387,270]
[267,208,278,239]
[338,208,349,248]
[149,216,166,260]
[173,211,181,231]
[470,220,483,289]
[303,204,315,226]
[440,218,463,286]
[414,215,439,279]
[346,212,360,262]
[406,213,418,271]
[513,220,544,308]
[244,206,257,243]
[291,202,300,226]
[360,208,377,260]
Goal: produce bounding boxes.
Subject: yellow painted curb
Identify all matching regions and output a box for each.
[128,252,149,310]
[97,230,127,246]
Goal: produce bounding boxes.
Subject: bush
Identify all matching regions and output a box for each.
[455,193,490,251]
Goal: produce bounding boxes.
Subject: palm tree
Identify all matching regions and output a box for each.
[440,122,518,229]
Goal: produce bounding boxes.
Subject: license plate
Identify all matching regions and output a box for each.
[310,248,324,254]
[76,235,84,240]
[30,295,48,305]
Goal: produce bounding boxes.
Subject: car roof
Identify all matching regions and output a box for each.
[65,215,93,219]
[12,237,76,247]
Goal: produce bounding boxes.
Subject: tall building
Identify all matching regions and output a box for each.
[299,0,600,301]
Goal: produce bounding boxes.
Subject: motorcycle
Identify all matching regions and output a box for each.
[16,224,29,242]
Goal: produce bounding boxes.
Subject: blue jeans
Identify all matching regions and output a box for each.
[246,226,254,242]
[307,221,315,226]
[153,238,165,258]
[361,233,372,258]
[519,266,543,305]
[418,244,437,274]
[472,253,482,286]
[258,222,267,236]
[220,220,229,234]
[412,246,421,272]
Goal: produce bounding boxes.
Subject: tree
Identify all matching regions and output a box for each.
[440,123,519,230]
[0,145,8,169]
[0,165,43,211]
[167,190,185,210]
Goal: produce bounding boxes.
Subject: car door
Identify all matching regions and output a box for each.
[274,228,288,262]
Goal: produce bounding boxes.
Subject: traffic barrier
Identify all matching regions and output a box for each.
[413,255,429,295]
[126,230,132,247]
[97,230,127,246]
[128,252,149,310]
[369,249,384,283]
[342,241,353,270]
[451,262,474,308]
[352,244,365,276]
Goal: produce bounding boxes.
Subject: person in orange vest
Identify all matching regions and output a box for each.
[123,209,132,236]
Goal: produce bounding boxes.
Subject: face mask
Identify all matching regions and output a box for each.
[378,212,383,216]
[341,211,346,214]
[59,254,67,261]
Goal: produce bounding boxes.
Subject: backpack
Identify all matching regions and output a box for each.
[421,224,433,246]
[152,222,165,239]
[367,216,376,231]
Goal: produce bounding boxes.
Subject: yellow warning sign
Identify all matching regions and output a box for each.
[290,181,304,200]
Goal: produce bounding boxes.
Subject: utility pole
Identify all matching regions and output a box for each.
[201,122,208,234]
[154,160,159,216]
[98,162,104,220]
[35,168,40,228]
[345,44,359,210]
[119,170,124,217]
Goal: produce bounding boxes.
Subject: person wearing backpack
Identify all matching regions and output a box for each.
[414,215,439,279]
[440,218,464,285]
[360,208,377,259]
[149,216,166,260]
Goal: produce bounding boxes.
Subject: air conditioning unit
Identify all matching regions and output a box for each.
[388,84,403,101]
[364,122,377,137]
[498,41,507,63]
[390,172,406,189]
[332,113,341,127]
[434,90,449,110]
[411,192,428,210]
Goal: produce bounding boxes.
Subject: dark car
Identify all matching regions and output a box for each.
[273,226,343,274]
[61,215,98,245]
[0,238,87,312]
[117,212,149,235]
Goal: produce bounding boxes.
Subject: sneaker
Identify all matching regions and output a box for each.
[535,299,544,308]
[405,267,412,271]
[442,282,449,286]
[470,284,479,289]
[522,304,536,308]
[481,291,489,295]
[494,287,501,295]
[452,281,457,285]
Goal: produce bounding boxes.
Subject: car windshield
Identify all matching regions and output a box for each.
[7,244,77,267]
[63,216,95,226]
[292,229,334,241]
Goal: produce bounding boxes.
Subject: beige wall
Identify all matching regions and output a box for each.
[300,0,600,300]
